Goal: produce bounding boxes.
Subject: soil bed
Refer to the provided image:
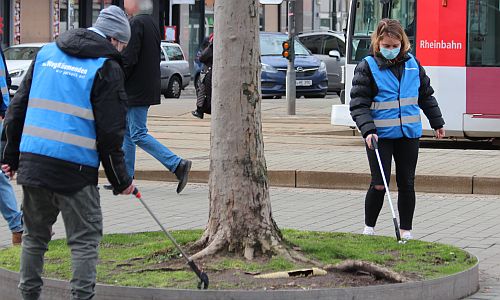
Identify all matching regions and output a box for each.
[0,230,476,290]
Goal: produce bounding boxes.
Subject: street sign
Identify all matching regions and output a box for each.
[260,0,284,4]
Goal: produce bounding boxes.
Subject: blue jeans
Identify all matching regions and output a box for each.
[0,120,22,233]
[123,106,181,178]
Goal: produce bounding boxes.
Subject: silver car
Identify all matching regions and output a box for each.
[298,31,346,96]
[160,42,191,98]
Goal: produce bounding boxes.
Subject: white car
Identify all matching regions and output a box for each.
[3,43,46,95]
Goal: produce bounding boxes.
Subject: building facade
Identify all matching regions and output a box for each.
[0,0,349,67]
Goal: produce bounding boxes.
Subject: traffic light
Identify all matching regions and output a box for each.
[282,40,291,60]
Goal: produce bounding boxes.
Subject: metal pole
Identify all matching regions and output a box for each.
[286,0,296,115]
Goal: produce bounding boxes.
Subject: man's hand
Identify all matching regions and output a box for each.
[434,128,445,139]
[121,183,135,195]
[1,164,15,179]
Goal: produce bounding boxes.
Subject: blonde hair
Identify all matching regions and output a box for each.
[371,19,411,58]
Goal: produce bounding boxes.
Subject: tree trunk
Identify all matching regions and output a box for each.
[192,0,283,261]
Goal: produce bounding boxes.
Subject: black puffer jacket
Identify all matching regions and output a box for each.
[122,14,161,106]
[350,53,444,138]
[1,28,132,194]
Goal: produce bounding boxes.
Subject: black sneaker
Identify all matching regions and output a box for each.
[174,159,192,194]
[103,184,113,190]
[192,110,204,119]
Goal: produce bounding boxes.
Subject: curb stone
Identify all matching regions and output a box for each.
[100,170,500,195]
[0,262,479,300]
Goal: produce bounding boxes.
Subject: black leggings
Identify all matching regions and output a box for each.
[365,138,419,230]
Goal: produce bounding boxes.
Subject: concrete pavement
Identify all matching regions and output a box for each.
[127,93,500,194]
[0,181,499,298]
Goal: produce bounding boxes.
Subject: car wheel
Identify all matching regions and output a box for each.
[166,75,182,98]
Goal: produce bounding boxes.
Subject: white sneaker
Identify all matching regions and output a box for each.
[362,226,375,235]
[401,231,413,240]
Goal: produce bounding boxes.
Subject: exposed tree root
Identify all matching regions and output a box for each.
[190,233,226,261]
[273,245,323,267]
[327,260,407,283]
[191,230,210,250]
[130,266,184,273]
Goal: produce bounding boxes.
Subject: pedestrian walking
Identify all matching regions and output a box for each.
[1,6,134,299]
[0,44,23,246]
[350,19,445,240]
[192,34,213,119]
[122,0,191,194]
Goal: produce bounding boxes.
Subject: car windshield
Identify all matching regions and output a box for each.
[3,47,41,60]
[260,35,310,56]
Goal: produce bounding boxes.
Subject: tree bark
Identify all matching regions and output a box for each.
[192,0,283,261]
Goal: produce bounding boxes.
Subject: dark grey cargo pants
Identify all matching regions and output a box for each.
[18,185,102,300]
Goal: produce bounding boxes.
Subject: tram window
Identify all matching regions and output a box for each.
[467,0,500,66]
[349,0,417,63]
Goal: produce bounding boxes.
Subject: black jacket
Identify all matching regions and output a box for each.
[350,53,445,138]
[199,43,213,68]
[122,14,161,106]
[1,28,132,194]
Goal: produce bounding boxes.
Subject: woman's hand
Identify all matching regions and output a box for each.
[434,128,445,139]
[365,133,378,150]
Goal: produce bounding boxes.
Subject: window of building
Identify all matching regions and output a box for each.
[467,0,500,66]
[60,0,80,34]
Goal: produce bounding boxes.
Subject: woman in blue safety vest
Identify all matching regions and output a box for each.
[350,19,446,240]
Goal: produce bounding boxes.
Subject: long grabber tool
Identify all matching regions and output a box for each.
[132,188,210,289]
[370,136,404,244]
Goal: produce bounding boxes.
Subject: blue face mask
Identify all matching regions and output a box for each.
[380,47,401,60]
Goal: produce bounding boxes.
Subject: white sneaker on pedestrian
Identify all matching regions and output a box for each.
[362,226,375,236]
[401,231,413,240]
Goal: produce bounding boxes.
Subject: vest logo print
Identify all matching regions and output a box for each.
[41,60,89,79]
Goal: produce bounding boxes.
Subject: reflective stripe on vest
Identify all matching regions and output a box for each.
[20,43,107,168]
[0,54,9,109]
[364,54,422,139]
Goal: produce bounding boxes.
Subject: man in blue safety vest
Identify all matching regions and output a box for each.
[0,44,24,246]
[1,6,134,299]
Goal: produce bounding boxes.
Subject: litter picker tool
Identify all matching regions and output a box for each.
[132,188,209,289]
[370,136,404,244]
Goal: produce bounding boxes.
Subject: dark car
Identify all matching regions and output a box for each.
[298,31,346,96]
[260,32,328,98]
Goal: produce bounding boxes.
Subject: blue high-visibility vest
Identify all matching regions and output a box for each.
[0,51,9,111]
[20,43,107,168]
[364,54,422,139]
